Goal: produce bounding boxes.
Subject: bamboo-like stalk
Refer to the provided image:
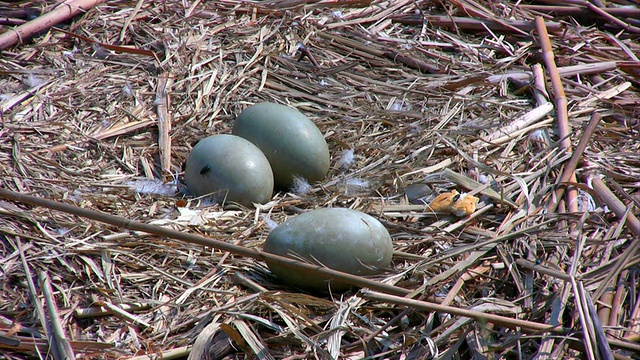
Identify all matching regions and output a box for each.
[625,290,640,340]
[359,289,640,353]
[99,301,152,328]
[515,259,571,282]
[390,14,562,33]
[608,271,628,338]
[360,289,564,332]
[590,177,640,236]
[548,112,603,213]
[155,72,173,174]
[585,2,640,34]
[0,188,411,297]
[39,272,76,360]
[597,246,614,334]
[485,62,622,84]
[16,239,57,358]
[531,64,549,106]
[535,16,579,214]
[517,4,640,17]
[0,335,113,354]
[536,13,567,128]
[0,0,106,50]
[470,102,553,149]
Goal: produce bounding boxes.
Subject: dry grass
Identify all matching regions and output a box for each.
[1,0,639,359]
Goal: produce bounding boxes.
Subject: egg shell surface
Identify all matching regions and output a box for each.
[232,102,330,189]
[263,208,393,291]
[184,134,274,207]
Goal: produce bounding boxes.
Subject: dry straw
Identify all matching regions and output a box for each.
[1,0,639,359]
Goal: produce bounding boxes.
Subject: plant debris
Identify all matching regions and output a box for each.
[1,0,639,359]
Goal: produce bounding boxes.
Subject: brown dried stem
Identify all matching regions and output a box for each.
[590,177,640,237]
[548,112,603,213]
[360,289,640,353]
[535,16,577,213]
[39,272,75,360]
[155,72,173,174]
[391,14,562,33]
[517,4,640,18]
[0,0,106,50]
[1,1,638,358]
[360,289,564,333]
[585,2,640,34]
[0,188,411,297]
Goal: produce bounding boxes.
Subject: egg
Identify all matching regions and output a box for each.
[232,102,330,189]
[263,208,393,291]
[184,135,274,207]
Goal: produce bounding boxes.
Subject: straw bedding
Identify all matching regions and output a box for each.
[1,0,639,359]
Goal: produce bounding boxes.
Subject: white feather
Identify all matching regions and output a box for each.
[126,178,177,196]
[261,215,279,231]
[344,178,370,195]
[337,149,355,169]
[291,175,312,195]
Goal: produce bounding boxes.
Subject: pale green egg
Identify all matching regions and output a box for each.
[232,102,330,189]
[184,135,273,207]
[263,208,393,291]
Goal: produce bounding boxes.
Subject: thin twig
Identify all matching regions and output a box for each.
[0,188,411,297]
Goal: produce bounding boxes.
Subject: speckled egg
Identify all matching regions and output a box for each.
[232,102,330,189]
[184,135,274,207]
[263,208,393,291]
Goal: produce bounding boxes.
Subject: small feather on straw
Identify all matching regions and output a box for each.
[126,179,177,196]
[336,149,355,169]
[291,175,312,195]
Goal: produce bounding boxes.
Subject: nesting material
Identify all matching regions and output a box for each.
[428,190,479,216]
[1,1,639,359]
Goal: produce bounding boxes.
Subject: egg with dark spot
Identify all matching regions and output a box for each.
[263,208,393,291]
[232,102,330,189]
[184,135,274,207]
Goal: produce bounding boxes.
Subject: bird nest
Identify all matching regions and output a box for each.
[1,0,639,359]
